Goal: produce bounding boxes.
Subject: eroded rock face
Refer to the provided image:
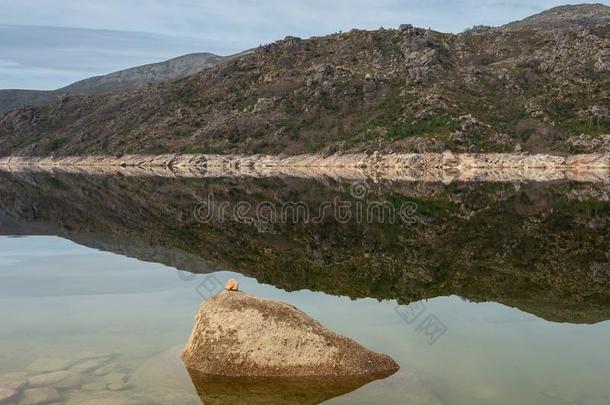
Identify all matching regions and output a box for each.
[181,290,399,377]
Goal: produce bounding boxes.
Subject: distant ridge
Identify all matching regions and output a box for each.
[0,52,224,113]
[59,52,224,95]
[503,3,610,30]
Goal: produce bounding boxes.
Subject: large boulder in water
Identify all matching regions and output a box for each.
[181,290,399,377]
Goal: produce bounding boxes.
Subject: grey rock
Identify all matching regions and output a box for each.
[100,375,128,387]
[80,383,108,392]
[70,358,111,373]
[26,359,75,374]
[441,150,459,167]
[595,50,610,71]
[73,398,141,405]
[0,379,28,391]
[0,387,18,403]
[28,371,81,389]
[106,384,130,392]
[72,352,114,362]
[92,365,116,377]
[18,387,61,405]
[1,373,29,380]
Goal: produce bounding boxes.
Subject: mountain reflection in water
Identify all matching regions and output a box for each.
[0,171,607,324]
[0,171,609,404]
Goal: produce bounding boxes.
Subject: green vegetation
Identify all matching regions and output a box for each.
[16,133,43,149]
[386,116,453,140]
[43,137,70,152]
[560,118,610,136]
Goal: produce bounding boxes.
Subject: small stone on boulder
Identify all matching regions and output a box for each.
[224,279,239,291]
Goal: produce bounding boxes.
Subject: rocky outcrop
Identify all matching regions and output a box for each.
[1,152,608,169]
[0,153,608,184]
[181,290,399,377]
[596,49,610,71]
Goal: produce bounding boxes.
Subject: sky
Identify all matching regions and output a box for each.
[1,0,608,90]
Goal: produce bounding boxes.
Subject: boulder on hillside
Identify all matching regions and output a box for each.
[181,290,399,377]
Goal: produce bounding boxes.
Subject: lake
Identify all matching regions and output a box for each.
[0,171,608,404]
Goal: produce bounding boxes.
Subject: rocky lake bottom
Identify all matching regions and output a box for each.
[0,172,609,404]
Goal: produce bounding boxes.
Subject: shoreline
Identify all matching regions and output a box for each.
[0,152,608,183]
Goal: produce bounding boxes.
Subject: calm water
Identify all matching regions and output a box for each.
[0,172,608,404]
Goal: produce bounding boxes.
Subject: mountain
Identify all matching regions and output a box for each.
[0,52,224,113]
[0,5,609,156]
[0,89,59,115]
[58,52,224,94]
[503,3,610,30]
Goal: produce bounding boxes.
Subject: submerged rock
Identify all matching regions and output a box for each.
[131,346,200,405]
[0,387,18,403]
[28,370,82,389]
[26,358,75,373]
[71,357,111,373]
[181,290,399,377]
[73,398,141,405]
[19,387,61,405]
[0,377,27,391]
[73,352,115,362]
[81,383,108,391]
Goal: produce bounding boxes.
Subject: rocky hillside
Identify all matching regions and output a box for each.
[504,3,610,30]
[0,4,609,156]
[0,53,224,113]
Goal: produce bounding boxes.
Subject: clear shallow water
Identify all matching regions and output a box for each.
[0,172,609,404]
[1,235,609,405]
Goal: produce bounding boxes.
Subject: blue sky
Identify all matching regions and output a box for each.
[1,0,608,90]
